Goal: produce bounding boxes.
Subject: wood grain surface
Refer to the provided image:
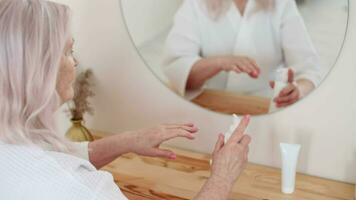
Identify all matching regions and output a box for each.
[191,89,270,115]
[93,131,355,200]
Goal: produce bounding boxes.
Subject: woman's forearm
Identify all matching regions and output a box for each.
[195,176,233,200]
[187,57,222,90]
[296,79,315,98]
[88,132,133,169]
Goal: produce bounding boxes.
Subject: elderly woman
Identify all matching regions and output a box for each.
[0,0,251,199]
[163,0,321,108]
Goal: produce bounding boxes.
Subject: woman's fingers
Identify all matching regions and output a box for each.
[243,146,250,160]
[228,115,250,145]
[277,99,298,108]
[236,64,257,78]
[225,56,259,78]
[237,61,252,74]
[275,91,299,107]
[275,87,299,103]
[183,123,195,127]
[246,58,260,77]
[288,68,294,83]
[166,124,199,133]
[233,66,242,73]
[163,123,194,127]
[213,133,225,155]
[162,128,197,143]
[178,125,199,133]
[239,135,251,147]
[279,84,295,97]
[269,81,275,89]
[176,129,196,140]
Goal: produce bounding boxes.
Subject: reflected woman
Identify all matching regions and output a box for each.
[163,0,321,108]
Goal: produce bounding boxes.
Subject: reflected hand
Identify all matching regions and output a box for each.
[130,123,198,159]
[269,68,300,108]
[217,56,260,78]
[210,115,251,185]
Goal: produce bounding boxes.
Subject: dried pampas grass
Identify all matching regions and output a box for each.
[68,69,95,120]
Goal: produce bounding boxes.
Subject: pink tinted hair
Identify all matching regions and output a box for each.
[0,0,75,152]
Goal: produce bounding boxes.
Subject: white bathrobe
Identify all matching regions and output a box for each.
[0,142,128,200]
[163,0,321,98]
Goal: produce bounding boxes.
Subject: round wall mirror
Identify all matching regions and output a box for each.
[121,0,349,115]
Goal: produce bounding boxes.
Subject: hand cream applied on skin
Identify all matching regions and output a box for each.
[280,143,301,194]
[270,68,289,112]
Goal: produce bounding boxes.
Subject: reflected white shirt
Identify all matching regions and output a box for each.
[163,0,321,98]
[0,142,128,200]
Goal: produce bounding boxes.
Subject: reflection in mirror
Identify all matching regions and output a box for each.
[121,0,348,115]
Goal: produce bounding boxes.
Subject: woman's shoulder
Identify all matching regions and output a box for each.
[0,144,87,199]
[0,143,67,181]
[0,143,45,162]
[0,143,127,199]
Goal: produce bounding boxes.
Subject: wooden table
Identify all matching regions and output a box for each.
[97,140,355,199]
[191,89,270,115]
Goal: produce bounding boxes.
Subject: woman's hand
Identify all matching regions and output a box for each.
[88,123,198,169]
[270,68,300,108]
[195,115,251,200]
[129,123,198,159]
[210,115,251,185]
[217,56,260,78]
[187,55,260,90]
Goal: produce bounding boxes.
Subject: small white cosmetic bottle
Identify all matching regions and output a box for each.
[270,68,289,112]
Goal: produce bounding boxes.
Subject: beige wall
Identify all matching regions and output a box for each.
[121,0,182,46]
[55,0,356,183]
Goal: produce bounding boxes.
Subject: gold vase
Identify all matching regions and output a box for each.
[65,119,94,142]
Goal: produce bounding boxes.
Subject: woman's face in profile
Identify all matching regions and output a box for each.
[57,36,77,103]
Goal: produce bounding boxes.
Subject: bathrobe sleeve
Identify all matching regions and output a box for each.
[73,142,90,160]
[162,0,203,98]
[280,0,322,87]
[42,141,90,161]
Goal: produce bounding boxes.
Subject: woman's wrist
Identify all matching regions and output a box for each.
[196,174,233,200]
[113,131,137,154]
[209,173,234,190]
[188,57,223,90]
[210,56,225,72]
[123,131,139,154]
[296,79,315,98]
[88,131,135,168]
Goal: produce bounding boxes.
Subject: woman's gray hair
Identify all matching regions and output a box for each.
[0,0,75,152]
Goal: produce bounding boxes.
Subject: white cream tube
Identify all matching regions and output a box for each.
[210,114,241,166]
[280,143,301,194]
[224,114,241,143]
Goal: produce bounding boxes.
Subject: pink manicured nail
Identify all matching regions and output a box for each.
[170,154,177,160]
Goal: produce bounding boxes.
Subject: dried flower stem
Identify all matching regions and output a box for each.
[68,69,95,120]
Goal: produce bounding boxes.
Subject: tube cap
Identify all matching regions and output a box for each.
[282,187,295,194]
